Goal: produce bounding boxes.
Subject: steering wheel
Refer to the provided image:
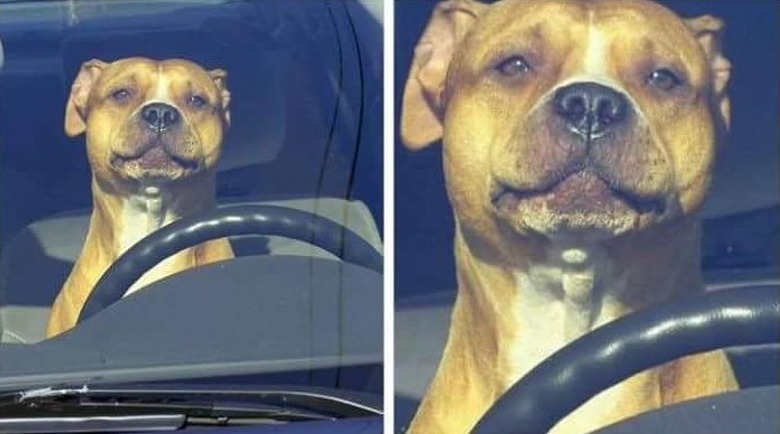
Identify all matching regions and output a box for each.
[77,205,383,324]
[471,285,780,434]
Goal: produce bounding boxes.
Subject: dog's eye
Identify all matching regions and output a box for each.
[647,68,682,91]
[111,88,131,101]
[189,95,207,108]
[495,56,531,77]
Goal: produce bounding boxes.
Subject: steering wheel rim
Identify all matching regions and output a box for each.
[471,285,780,434]
[77,204,383,324]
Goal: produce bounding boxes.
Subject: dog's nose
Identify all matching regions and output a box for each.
[141,103,180,133]
[554,83,628,140]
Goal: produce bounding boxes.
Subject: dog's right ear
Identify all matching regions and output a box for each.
[401,0,485,150]
[65,59,108,137]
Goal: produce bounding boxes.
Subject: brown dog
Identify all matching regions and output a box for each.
[46,58,234,338]
[400,0,736,433]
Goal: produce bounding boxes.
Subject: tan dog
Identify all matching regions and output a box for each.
[400,0,736,433]
[46,58,234,338]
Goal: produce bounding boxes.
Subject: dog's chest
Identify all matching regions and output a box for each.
[498,246,647,429]
[507,246,627,384]
[118,188,184,295]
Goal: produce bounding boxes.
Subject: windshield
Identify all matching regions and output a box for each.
[0,0,383,411]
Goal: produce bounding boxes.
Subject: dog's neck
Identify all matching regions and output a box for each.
[89,173,217,257]
[514,244,617,344]
[448,218,703,395]
[118,183,179,254]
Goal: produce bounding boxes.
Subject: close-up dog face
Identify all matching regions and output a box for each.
[403,0,730,246]
[64,57,231,185]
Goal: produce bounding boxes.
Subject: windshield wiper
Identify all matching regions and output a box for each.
[0,384,340,433]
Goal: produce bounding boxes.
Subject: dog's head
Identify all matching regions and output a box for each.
[401,0,730,244]
[65,57,231,185]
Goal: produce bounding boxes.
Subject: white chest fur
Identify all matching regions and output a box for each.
[508,245,626,381]
[118,184,181,295]
[504,245,638,431]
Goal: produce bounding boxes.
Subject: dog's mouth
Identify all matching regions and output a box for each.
[111,145,201,180]
[492,168,666,219]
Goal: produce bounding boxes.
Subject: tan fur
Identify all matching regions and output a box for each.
[47,58,234,338]
[401,1,736,433]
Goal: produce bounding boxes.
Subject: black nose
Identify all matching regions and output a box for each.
[141,103,180,133]
[553,83,628,140]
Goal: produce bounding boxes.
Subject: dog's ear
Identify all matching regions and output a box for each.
[209,68,231,127]
[686,15,731,131]
[65,59,107,137]
[401,0,486,150]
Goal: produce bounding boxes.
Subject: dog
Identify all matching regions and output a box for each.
[46,57,234,338]
[400,0,736,432]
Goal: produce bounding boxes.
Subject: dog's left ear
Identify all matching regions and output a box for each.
[401,0,486,150]
[686,15,731,130]
[209,68,231,126]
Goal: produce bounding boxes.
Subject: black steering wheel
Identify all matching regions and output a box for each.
[471,285,780,434]
[77,205,383,324]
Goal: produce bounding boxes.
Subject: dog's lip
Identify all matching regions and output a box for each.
[492,169,666,215]
[111,145,200,171]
